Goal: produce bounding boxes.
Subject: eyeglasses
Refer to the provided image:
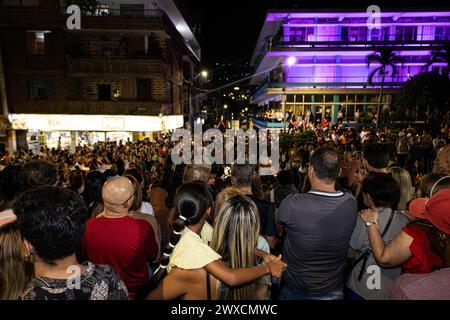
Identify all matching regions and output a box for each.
[121,187,136,208]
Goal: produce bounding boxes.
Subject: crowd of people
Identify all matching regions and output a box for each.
[0,123,449,300]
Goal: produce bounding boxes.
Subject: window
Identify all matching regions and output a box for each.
[435,27,450,41]
[167,81,173,102]
[287,27,314,42]
[26,31,50,55]
[2,0,39,6]
[341,27,367,42]
[120,4,144,16]
[30,78,54,100]
[98,84,111,101]
[370,27,390,41]
[395,26,417,41]
[136,79,151,101]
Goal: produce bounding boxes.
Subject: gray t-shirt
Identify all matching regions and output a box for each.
[277,190,358,294]
[348,208,409,300]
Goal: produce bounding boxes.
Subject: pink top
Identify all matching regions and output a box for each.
[391,268,450,300]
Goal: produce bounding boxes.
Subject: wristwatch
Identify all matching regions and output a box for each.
[365,220,377,228]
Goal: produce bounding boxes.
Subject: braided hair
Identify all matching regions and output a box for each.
[151,181,213,286]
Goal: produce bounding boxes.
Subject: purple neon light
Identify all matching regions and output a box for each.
[266,11,450,22]
[270,50,433,57]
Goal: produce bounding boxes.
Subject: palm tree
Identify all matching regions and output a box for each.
[367,48,404,129]
[425,42,450,76]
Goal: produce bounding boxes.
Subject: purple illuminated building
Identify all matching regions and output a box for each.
[250,8,450,124]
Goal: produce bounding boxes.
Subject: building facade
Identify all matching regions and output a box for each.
[0,0,200,152]
[250,9,450,125]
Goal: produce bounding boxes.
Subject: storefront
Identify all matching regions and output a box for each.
[9,114,184,152]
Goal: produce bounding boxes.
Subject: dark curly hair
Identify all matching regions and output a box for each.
[20,160,57,191]
[14,186,87,265]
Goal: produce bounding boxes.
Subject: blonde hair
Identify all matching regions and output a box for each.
[210,193,260,300]
[0,224,31,300]
[390,167,413,211]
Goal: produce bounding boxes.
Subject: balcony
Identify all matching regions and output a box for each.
[252,78,405,101]
[67,58,170,77]
[61,8,167,31]
[66,100,163,115]
[9,99,163,116]
[272,39,450,50]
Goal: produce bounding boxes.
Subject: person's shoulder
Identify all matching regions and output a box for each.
[250,196,272,208]
[130,211,154,224]
[20,280,41,300]
[394,211,411,225]
[280,192,303,203]
[90,263,122,280]
[87,263,129,299]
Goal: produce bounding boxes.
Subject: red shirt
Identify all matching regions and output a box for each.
[83,215,158,300]
[402,223,443,274]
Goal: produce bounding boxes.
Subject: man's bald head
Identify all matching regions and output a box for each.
[102,176,134,212]
[434,145,450,175]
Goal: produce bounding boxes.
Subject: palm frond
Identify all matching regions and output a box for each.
[368,67,381,84]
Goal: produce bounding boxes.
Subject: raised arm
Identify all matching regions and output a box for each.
[204,256,286,287]
[360,208,413,267]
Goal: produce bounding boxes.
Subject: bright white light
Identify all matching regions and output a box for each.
[224,104,228,109]
[201,70,208,78]
[233,87,240,91]
[287,56,297,67]
[245,107,248,111]
[176,24,186,32]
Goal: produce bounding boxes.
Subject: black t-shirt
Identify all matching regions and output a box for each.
[247,194,276,237]
[277,190,358,294]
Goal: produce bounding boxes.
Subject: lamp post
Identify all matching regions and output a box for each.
[188,69,208,131]
[282,56,296,131]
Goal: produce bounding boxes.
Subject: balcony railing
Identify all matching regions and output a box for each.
[285,75,411,83]
[252,79,405,100]
[66,100,163,115]
[62,8,163,17]
[273,39,450,49]
[67,58,169,76]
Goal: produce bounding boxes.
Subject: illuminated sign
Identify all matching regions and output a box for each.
[9,114,184,132]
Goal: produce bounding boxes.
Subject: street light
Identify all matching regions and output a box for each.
[224,104,228,110]
[233,86,240,91]
[194,70,208,80]
[287,56,297,67]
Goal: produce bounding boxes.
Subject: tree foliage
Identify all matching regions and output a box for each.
[66,0,98,14]
[391,71,450,124]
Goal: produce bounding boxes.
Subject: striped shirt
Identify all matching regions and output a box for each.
[348,208,410,300]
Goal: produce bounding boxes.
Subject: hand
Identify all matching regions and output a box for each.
[265,255,287,278]
[262,252,279,264]
[359,208,378,224]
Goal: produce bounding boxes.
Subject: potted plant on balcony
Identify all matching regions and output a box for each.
[66,0,99,15]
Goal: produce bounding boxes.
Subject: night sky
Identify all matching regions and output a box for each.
[183,0,450,68]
